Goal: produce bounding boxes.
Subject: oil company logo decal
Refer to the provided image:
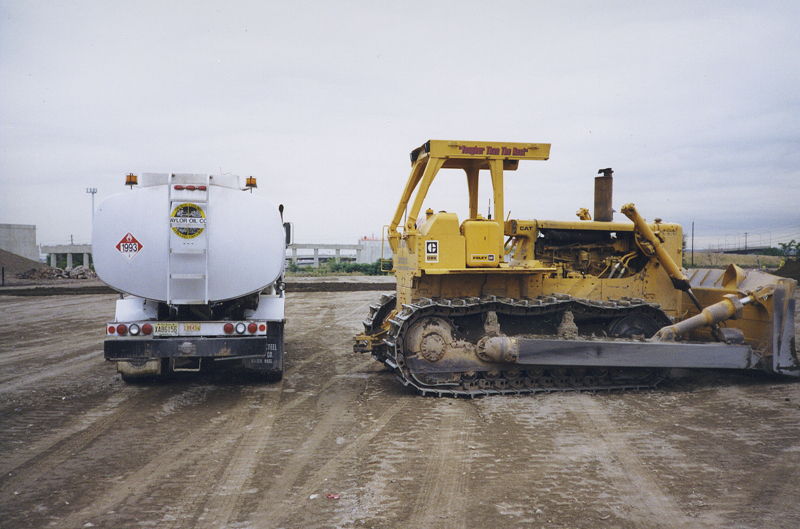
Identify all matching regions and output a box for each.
[170,203,206,239]
[116,233,143,262]
[425,240,439,263]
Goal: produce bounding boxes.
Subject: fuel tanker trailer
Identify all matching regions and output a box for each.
[92,173,291,381]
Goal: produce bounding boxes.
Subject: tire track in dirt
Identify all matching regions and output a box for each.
[0,386,140,479]
[184,294,380,526]
[724,451,800,527]
[0,295,113,358]
[185,385,285,529]
[405,402,473,529]
[54,356,376,528]
[573,395,699,528]
[254,399,407,527]
[56,383,285,529]
[160,384,286,529]
[695,385,800,527]
[252,368,366,508]
[0,348,103,391]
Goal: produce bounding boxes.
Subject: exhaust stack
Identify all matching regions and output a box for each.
[594,168,613,222]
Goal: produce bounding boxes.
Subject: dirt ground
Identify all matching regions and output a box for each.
[1,281,800,529]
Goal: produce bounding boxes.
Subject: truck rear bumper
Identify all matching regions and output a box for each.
[104,335,283,372]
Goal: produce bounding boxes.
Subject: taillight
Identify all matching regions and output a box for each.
[116,324,128,336]
[129,324,140,336]
[247,322,258,333]
[223,323,234,334]
[142,323,153,335]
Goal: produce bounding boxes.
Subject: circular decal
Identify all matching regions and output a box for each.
[170,203,206,239]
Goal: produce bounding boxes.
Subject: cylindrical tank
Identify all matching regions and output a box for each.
[92,173,285,303]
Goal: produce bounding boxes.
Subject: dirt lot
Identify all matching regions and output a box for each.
[1,282,800,529]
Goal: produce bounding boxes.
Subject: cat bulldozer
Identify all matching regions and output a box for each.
[354,140,798,396]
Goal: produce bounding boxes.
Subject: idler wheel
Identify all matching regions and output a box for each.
[404,317,454,363]
[608,313,661,339]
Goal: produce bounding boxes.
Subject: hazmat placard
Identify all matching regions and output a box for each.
[116,233,143,262]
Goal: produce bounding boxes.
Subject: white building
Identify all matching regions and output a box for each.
[0,224,38,261]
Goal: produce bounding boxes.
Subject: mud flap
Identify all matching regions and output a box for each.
[243,322,284,374]
[772,281,799,376]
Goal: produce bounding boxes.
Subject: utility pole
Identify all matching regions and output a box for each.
[86,188,98,223]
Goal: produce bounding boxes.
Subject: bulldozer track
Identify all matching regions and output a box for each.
[363,294,673,397]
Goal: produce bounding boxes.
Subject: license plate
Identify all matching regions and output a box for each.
[154,322,179,335]
[183,323,201,332]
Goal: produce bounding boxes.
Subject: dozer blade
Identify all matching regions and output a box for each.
[480,336,757,370]
[773,282,799,376]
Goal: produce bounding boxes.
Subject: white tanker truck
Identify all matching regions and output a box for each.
[92,172,290,380]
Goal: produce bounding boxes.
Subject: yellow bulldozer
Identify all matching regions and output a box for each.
[354,140,798,396]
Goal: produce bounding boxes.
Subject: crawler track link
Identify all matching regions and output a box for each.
[363,294,673,397]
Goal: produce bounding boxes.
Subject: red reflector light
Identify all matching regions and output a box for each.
[108,326,116,334]
[247,323,258,333]
[223,323,234,334]
[174,185,184,190]
[198,185,207,190]
[186,185,196,190]
[116,324,128,336]
[142,323,153,335]
[259,324,266,332]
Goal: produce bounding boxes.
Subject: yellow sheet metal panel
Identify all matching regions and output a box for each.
[462,219,502,268]
[416,212,465,270]
[424,140,551,161]
[533,220,636,232]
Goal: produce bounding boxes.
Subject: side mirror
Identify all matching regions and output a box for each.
[283,222,294,246]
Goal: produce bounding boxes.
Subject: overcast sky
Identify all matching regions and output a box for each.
[2,0,798,252]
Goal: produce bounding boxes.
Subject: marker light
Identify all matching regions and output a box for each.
[108,326,116,334]
[174,185,184,190]
[125,173,138,187]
